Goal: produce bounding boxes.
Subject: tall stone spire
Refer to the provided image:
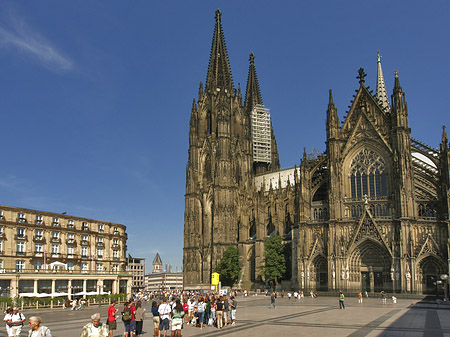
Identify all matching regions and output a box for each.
[244,52,263,113]
[205,9,234,93]
[376,51,390,111]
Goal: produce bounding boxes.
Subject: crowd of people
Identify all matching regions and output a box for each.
[1,288,402,337]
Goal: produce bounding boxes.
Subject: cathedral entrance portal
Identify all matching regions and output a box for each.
[311,255,328,291]
[350,239,392,293]
[419,256,446,295]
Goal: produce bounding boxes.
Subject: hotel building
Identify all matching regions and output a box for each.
[0,205,132,298]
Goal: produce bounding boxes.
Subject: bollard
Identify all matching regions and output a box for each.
[50,300,53,309]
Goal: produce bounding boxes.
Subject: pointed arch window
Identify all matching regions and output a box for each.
[350,149,387,199]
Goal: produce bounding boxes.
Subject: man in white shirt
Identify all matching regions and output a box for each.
[187,297,196,325]
[158,298,171,337]
[9,308,25,337]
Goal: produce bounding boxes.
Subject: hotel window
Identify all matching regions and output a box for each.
[68,220,74,229]
[35,229,43,240]
[0,260,3,269]
[17,241,25,253]
[35,243,42,253]
[51,244,59,255]
[34,261,42,270]
[113,238,118,245]
[18,213,26,223]
[51,232,59,242]
[52,217,59,227]
[0,226,3,235]
[67,262,74,270]
[36,215,43,225]
[16,260,25,270]
[0,211,3,219]
[82,222,89,231]
[113,227,119,235]
[67,233,74,243]
[81,247,88,257]
[81,263,88,271]
[97,248,103,259]
[96,263,103,272]
[113,250,119,259]
[112,264,118,272]
[98,224,104,233]
[97,237,103,244]
[68,246,74,255]
[0,240,2,253]
[17,228,25,238]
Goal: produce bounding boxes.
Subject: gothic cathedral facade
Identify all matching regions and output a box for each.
[183,10,450,294]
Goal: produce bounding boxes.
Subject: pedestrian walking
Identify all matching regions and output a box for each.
[151,301,160,337]
[170,299,184,337]
[339,291,345,309]
[270,291,276,309]
[197,297,206,329]
[215,297,224,329]
[27,316,52,337]
[9,307,26,337]
[158,298,171,337]
[4,307,13,337]
[134,301,146,336]
[230,296,237,326]
[380,291,387,305]
[357,292,363,304]
[107,300,118,337]
[80,313,108,337]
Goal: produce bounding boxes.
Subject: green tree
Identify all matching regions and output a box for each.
[262,235,286,289]
[214,245,242,287]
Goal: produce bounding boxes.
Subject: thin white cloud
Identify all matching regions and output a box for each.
[0,12,73,72]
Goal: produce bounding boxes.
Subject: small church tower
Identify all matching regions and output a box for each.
[152,253,162,274]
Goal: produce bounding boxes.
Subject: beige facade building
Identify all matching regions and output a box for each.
[0,205,132,298]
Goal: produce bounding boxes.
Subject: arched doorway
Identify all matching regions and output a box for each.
[419,256,446,295]
[349,239,392,292]
[311,255,328,291]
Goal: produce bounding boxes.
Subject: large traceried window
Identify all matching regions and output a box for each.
[350,148,387,199]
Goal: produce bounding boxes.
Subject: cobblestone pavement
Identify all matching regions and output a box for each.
[1,295,449,337]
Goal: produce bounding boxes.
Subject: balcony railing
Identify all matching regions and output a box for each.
[96,242,104,247]
[17,218,27,224]
[33,236,45,243]
[81,240,89,246]
[15,235,27,241]
[16,251,26,256]
[51,238,61,244]
[112,244,120,249]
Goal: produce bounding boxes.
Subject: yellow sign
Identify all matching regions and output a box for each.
[211,272,220,286]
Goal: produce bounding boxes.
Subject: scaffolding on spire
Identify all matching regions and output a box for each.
[251,104,272,164]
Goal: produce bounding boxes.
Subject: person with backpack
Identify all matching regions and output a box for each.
[121,299,136,337]
[197,297,206,329]
[9,307,25,337]
[27,316,52,337]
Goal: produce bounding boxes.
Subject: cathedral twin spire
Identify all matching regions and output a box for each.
[205,9,234,93]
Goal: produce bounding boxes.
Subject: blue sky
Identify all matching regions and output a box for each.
[0,1,449,272]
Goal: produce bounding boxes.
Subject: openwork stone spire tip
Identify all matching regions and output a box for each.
[215,9,221,23]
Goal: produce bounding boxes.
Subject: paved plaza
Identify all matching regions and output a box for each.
[1,295,450,337]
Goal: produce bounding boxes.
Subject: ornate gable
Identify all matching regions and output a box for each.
[417,233,442,258]
[348,207,392,255]
[341,88,392,157]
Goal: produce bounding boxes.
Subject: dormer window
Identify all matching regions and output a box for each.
[82,222,89,231]
[98,224,104,233]
[113,227,119,235]
[52,218,60,227]
[36,215,43,225]
[0,211,4,220]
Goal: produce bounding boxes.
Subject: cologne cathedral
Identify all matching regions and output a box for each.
[183,10,450,294]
